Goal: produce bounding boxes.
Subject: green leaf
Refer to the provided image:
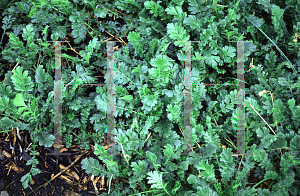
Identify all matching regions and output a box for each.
[290,134,300,159]
[272,99,287,122]
[219,148,235,182]
[95,94,107,113]
[196,186,219,196]
[183,15,202,31]
[146,171,164,189]
[94,8,107,18]
[142,92,159,108]
[131,160,148,178]
[71,23,87,44]
[144,1,164,17]
[119,95,133,102]
[69,99,81,111]
[195,160,217,184]
[205,54,221,69]
[81,158,105,177]
[22,24,34,43]
[28,7,38,17]
[0,96,16,113]
[42,25,49,36]
[52,25,67,40]
[171,181,181,195]
[163,144,175,160]
[128,31,142,46]
[13,93,26,107]
[35,131,55,147]
[21,111,31,119]
[35,65,52,93]
[187,174,201,185]
[257,188,271,195]
[2,15,16,30]
[132,64,142,77]
[220,45,236,63]
[257,0,272,13]
[20,172,31,189]
[165,6,187,21]
[11,66,34,92]
[280,152,295,173]
[146,151,157,164]
[8,33,24,50]
[0,117,18,130]
[79,37,99,63]
[166,104,181,123]
[287,98,295,111]
[264,170,278,180]
[166,23,190,47]
[149,55,172,86]
[94,143,108,156]
[68,113,75,121]
[272,133,287,149]
[31,167,40,176]
[271,5,284,22]
[74,64,96,84]
[113,62,133,86]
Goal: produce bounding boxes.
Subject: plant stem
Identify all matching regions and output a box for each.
[129,189,162,196]
[252,179,269,189]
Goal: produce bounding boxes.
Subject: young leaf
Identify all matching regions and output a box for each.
[31,167,40,176]
[166,23,190,47]
[81,158,105,176]
[195,160,217,184]
[219,148,235,182]
[94,144,108,156]
[144,1,164,17]
[127,31,142,47]
[13,93,26,107]
[146,171,165,189]
[20,172,32,189]
[166,104,181,123]
[171,181,181,195]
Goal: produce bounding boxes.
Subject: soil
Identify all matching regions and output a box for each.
[0,129,111,196]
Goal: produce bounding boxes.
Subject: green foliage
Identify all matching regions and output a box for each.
[1,0,300,195]
[20,144,40,190]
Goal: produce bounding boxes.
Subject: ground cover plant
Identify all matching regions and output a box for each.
[0,0,300,195]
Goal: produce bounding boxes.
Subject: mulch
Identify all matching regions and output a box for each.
[0,126,125,196]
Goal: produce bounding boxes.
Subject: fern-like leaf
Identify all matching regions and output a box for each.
[11,66,34,92]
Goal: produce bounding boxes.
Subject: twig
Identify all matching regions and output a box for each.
[108,174,113,194]
[120,143,130,165]
[28,185,38,196]
[27,150,88,195]
[249,103,276,135]
[11,62,19,73]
